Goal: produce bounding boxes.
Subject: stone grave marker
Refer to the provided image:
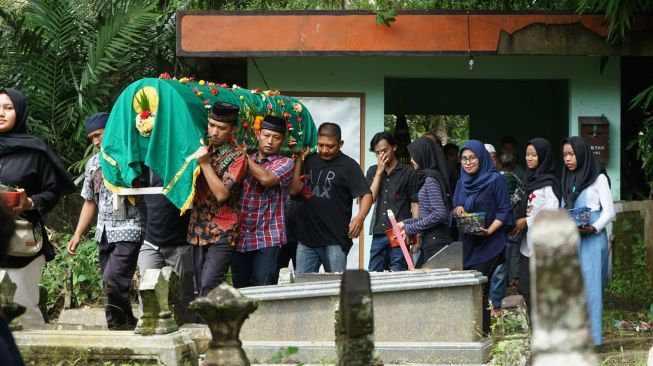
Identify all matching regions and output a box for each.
[335,270,375,366]
[161,266,182,325]
[190,283,258,366]
[134,268,178,335]
[422,241,463,271]
[0,270,25,329]
[530,210,598,366]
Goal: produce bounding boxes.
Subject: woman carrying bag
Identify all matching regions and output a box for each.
[0,88,76,329]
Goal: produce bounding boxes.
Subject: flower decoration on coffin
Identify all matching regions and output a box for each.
[133,86,159,137]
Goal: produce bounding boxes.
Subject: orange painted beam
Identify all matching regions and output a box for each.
[177,11,653,56]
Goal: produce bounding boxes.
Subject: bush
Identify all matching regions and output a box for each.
[41,228,103,320]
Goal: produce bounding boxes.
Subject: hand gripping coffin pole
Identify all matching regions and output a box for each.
[387,210,415,270]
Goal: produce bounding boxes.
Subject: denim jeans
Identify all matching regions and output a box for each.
[231,246,280,289]
[368,235,407,272]
[489,243,513,309]
[295,243,347,274]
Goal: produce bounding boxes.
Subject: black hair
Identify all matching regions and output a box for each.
[501,136,517,145]
[443,143,459,154]
[497,152,517,172]
[369,132,397,152]
[318,122,342,141]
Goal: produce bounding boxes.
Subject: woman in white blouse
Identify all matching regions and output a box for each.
[510,138,561,315]
[561,136,615,346]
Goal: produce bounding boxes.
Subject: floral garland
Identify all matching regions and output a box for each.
[134,89,155,137]
[158,72,313,155]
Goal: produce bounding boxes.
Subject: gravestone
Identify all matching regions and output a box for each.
[161,266,182,325]
[277,267,294,285]
[190,283,258,366]
[0,270,25,329]
[63,265,73,310]
[134,268,178,335]
[335,270,374,366]
[530,210,598,366]
[422,241,463,271]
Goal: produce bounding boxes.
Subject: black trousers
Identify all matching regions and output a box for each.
[231,246,280,289]
[98,235,141,330]
[193,243,234,297]
[465,253,504,335]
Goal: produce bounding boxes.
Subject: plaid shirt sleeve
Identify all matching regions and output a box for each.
[269,157,295,189]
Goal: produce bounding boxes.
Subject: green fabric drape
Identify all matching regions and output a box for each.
[100,77,317,213]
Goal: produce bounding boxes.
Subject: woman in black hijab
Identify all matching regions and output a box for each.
[509,138,561,313]
[561,136,614,346]
[398,136,452,266]
[0,88,76,329]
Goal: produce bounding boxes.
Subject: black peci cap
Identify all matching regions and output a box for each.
[209,102,240,123]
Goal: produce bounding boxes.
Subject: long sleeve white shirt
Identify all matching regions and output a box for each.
[580,174,615,232]
[520,185,560,257]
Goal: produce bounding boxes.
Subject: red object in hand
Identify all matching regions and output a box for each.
[1,191,21,209]
[385,228,415,248]
[140,110,151,119]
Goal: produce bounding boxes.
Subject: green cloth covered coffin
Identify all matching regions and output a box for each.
[100,77,317,213]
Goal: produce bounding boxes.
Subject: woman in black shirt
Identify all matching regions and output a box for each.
[0,88,75,329]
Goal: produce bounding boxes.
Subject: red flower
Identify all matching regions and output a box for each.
[266,103,273,110]
[243,122,249,129]
[203,99,210,105]
[140,110,151,119]
[297,117,302,123]
[159,72,171,80]
[210,88,218,96]
[287,123,292,129]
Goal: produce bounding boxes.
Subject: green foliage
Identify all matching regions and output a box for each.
[384,114,469,146]
[490,307,530,366]
[627,84,653,191]
[41,228,103,320]
[577,0,653,42]
[375,8,397,27]
[0,0,191,175]
[606,214,653,310]
[268,346,303,364]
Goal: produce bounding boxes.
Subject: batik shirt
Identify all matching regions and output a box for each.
[81,153,145,243]
[237,153,294,252]
[187,143,247,246]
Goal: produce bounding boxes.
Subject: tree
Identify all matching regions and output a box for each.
[0,0,188,173]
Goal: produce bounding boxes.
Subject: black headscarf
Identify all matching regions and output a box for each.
[517,138,562,217]
[0,88,76,196]
[524,138,562,198]
[407,136,451,207]
[560,136,608,208]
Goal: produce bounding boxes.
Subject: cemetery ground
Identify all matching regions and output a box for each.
[29,223,653,365]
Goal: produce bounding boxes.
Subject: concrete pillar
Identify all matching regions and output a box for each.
[190,283,258,366]
[530,210,597,366]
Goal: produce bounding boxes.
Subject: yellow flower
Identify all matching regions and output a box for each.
[239,95,244,100]
[293,103,303,114]
[199,80,206,86]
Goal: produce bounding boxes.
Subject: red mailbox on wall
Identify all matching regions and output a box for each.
[579,116,609,164]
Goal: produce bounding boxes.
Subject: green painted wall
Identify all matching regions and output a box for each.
[248,55,621,266]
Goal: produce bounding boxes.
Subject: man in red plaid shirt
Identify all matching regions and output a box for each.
[232,115,294,288]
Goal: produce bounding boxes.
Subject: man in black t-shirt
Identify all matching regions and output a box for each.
[138,169,195,324]
[289,123,372,273]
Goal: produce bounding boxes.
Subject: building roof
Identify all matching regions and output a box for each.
[177,11,653,57]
